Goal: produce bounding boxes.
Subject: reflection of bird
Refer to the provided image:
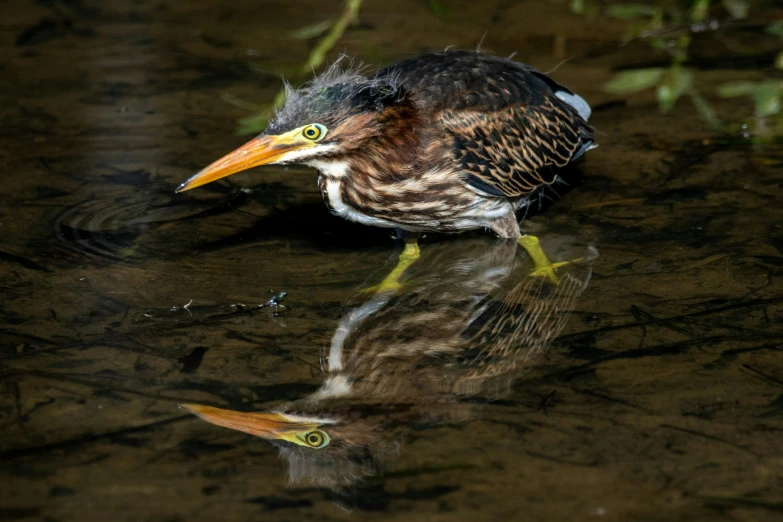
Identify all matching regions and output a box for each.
[177,51,595,285]
[182,236,596,490]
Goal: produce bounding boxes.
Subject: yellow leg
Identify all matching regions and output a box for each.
[518,235,577,284]
[363,240,421,294]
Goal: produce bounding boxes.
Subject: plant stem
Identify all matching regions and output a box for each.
[300,0,363,76]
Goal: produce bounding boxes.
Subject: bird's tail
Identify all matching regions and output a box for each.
[555,90,592,121]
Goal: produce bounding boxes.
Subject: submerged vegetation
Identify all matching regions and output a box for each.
[589,0,782,141]
[230,0,363,135]
[230,0,783,143]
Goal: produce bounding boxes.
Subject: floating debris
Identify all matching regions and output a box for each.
[230,291,288,314]
[264,291,288,309]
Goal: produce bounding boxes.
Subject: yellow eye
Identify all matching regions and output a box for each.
[300,430,329,448]
[302,124,325,141]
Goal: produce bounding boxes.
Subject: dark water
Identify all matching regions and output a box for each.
[2,1,783,521]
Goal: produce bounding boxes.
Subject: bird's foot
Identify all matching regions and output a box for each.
[362,241,421,295]
[518,235,581,284]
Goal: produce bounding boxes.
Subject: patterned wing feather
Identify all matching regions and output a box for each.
[442,97,594,198]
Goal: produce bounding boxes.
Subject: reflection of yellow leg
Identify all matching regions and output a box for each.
[518,235,576,284]
[363,240,420,294]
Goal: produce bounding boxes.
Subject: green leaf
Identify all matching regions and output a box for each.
[570,0,584,15]
[650,39,669,52]
[603,68,665,94]
[767,21,783,37]
[290,19,334,39]
[606,4,656,19]
[116,244,139,259]
[717,82,760,97]
[717,82,782,117]
[722,0,748,19]
[753,83,781,117]
[656,67,692,112]
[428,0,447,17]
[690,0,710,22]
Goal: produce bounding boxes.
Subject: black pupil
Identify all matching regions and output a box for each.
[307,128,316,137]
[308,434,320,444]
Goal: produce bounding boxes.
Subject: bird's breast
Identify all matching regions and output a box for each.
[307,159,351,178]
[317,175,403,229]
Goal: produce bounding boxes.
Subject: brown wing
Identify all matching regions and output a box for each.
[441,97,594,199]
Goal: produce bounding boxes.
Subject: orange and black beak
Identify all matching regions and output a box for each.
[175,134,308,193]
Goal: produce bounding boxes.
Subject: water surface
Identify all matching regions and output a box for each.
[1,1,782,521]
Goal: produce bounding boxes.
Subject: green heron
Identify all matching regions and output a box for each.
[176,51,595,286]
[181,236,596,490]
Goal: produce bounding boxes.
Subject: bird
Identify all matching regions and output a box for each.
[176,50,596,287]
[181,235,597,492]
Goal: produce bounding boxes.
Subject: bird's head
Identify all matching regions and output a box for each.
[180,401,396,490]
[176,62,412,193]
[180,403,339,449]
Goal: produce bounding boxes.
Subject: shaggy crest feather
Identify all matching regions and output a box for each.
[269,55,403,133]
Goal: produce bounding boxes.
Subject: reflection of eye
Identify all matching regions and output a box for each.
[303,430,328,448]
[302,124,325,141]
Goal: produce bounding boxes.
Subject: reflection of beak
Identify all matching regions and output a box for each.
[175,135,305,193]
[181,403,311,439]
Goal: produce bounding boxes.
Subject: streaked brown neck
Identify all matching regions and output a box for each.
[339,97,428,184]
